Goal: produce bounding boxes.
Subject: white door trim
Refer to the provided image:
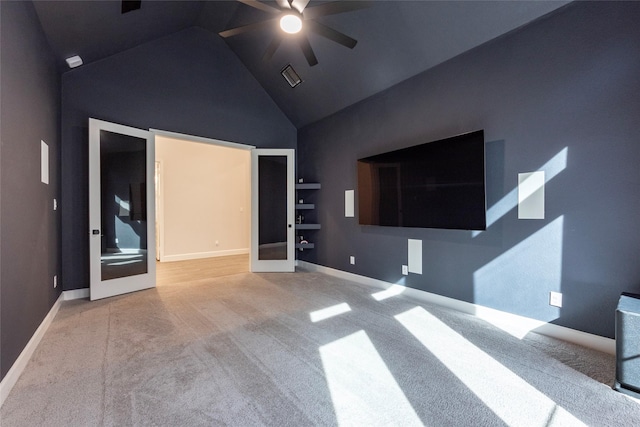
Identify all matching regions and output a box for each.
[150,129,255,151]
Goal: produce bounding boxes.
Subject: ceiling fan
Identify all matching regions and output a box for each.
[219,0,370,66]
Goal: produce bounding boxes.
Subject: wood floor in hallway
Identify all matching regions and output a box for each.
[155,254,249,286]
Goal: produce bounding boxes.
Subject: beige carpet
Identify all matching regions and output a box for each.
[1,265,639,426]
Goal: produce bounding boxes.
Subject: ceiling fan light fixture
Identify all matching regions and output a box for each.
[280,14,302,34]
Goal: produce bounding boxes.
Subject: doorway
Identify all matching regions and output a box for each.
[90,120,295,300]
[153,131,252,279]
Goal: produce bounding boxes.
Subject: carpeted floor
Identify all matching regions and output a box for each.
[1,268,639,426]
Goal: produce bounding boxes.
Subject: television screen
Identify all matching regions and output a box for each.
[357,130,486,230]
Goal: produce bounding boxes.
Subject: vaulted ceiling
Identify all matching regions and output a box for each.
[32,0,569,128]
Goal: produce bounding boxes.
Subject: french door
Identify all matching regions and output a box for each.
[250,149,295,272]
[89,118,156,300]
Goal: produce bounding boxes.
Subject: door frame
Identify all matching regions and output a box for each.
[154,160,163,262]
[151,130,297,273]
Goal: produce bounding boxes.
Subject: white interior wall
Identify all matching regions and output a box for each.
[155,136,250,261]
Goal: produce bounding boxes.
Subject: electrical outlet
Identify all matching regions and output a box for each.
[350,256,355,265]
[549,291,563,307]
[53,275,58,289]
[215,240,219,246]
[402,265,408,275]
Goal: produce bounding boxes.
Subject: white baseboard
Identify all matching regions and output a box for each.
[0,293,64,408]
[161,248,249,263]
[296,261,615,355]
[63,288,89,300]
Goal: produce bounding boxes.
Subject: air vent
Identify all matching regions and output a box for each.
[281,64,302,88]
[122,1,141,14]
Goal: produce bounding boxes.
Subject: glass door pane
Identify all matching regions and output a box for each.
[250,149,294,272]
[100,130,148,280]
[258,155,288,260]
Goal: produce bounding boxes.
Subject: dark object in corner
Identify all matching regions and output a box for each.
[129,183,146,221]
[122,1,141,14]
[614,292,640,398]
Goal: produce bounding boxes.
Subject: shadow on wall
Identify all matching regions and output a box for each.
[353,144,580,334]
[473,147,568,322]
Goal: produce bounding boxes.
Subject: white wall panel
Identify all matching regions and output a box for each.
[518,171,545,219]
[408,239,422,274]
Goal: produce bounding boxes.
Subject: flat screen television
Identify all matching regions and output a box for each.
[357,130,486,230]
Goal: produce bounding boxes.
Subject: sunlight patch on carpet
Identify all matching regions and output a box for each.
[310,303,352,322]
[372,283,406,301]
[319,330,422,426]
[396,306,586,426]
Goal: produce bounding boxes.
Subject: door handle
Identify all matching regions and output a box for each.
[92,229,100,235]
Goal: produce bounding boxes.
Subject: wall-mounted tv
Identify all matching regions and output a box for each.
[357,130,486,230]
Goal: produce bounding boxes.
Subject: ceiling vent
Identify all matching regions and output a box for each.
[281,65,302,88]
[121,1,141,14]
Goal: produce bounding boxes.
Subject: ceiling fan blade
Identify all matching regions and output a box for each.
[306,21,357,49]
[290,0,310,13]
[263,36,283,61]
[303,1,371,20]
[275,0,292,10]
[298,35,318,66]
[238,0,281,15]
[219,19,277,38]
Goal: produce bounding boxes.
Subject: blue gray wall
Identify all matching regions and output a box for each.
[61,27,296,291]
[0,1,61,380]
[297,1,640,338]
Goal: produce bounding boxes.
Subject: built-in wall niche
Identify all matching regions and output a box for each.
[357,130,486,230]
[295,181,321,251]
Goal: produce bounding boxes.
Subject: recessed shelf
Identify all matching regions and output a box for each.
[295,224,321,230]
[296,203,315,210]
[296,243,315,249]
[296,181,320,251]
[296,183,321,190]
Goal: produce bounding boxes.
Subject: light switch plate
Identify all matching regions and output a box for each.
[549,291,563,307]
